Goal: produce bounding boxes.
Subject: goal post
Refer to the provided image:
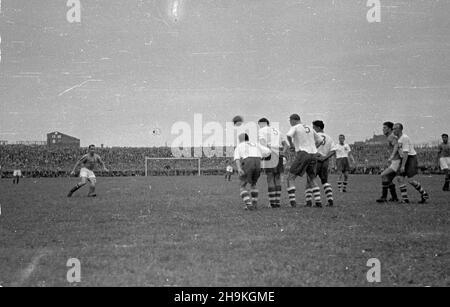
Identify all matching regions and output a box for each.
[145,157,201,176]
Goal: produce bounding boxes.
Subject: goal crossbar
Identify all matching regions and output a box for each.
[145,157,201,176]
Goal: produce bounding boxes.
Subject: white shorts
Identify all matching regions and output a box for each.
[388,160,401,172]
[440,157,450,170]
[80,168,96,179]
[13,170,22,177]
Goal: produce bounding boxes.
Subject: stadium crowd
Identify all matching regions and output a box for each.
[0,143,443,178]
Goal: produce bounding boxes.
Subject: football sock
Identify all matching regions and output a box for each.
[88,186,96,195]
[70,183,83,195]
[240,190,252,206]
[400,184,409,202]
[409,180,427,198]
[337,181,342,191]
[312,187,322,206]
[268,187,277,207]
[342,181,348,192]
[250,189,259,206]
[287,186,296,206]
[323,183,333,202]
[381,182,389,199]
[389,183,398,200]
[305,188,313,205]
[275,185,282,206]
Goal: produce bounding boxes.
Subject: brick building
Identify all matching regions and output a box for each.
[47,132,80,148]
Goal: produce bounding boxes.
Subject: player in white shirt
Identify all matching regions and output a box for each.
[335,135,355,192]
[286,114,325,208]
[312,121,337,207]
[437,133,450,191]
[234,133,264,210]
[258,118,288,208]
[12,161,23,185]
[225,163,233,182]
[393,123,429,204]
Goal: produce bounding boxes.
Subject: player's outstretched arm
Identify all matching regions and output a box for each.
[70,160,81,176]
[71,155,87,175]
[322,150,336,161]
[286,136,295,152]
[313,130,325,149]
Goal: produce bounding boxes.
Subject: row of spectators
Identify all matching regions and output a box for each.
[0,144,444,177]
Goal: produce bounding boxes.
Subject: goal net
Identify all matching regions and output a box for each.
[145,157,201,176]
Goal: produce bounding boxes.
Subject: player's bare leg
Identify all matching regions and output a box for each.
[87,178,97,197]
[286,173,297,207]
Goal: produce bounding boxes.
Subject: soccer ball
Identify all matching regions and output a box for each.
[151,128,161,136]
[232,115,244,126]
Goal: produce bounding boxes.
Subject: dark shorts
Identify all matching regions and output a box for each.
[336,158,350,173]
[240,157,261,185]
[316,159,329,183]
[401,155,418,178]
[262,154,285,176]
[289,151,317,177]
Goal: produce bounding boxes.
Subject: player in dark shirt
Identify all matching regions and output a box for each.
[377,122,400,203]
[67,145,108,197]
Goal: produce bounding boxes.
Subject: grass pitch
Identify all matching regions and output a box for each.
[0,175,448,287]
